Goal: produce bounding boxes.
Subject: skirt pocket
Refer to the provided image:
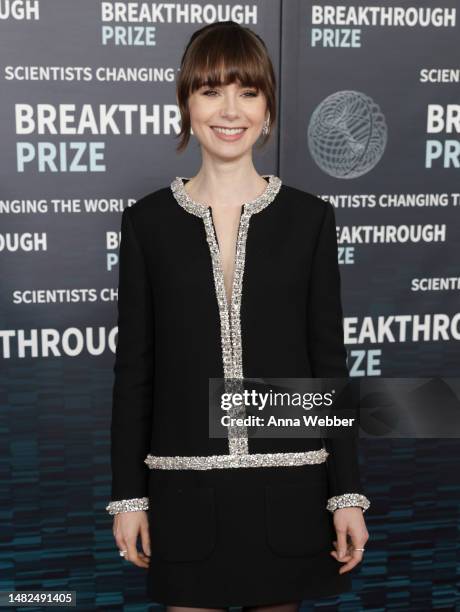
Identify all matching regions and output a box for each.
[264,482,333,558]
[149,486,217,562]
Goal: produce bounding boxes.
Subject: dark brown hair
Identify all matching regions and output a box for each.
[175,20,277,153]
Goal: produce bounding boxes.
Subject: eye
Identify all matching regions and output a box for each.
[201,88,258,97]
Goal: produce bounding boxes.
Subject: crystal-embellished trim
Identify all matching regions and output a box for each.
[326,493,371,513]
[203,206,250,454]
[170,174,282,219]
[144,448,328,470]
[105,496,149,515]
[170,175,283,457]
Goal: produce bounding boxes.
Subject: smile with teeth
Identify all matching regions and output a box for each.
[212,126,247,135]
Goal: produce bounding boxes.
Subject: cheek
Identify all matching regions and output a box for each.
[190,107,213,128]
[188,98,207,120]
[247,103,267,124]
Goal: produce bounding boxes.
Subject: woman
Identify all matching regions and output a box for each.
[106,21,370,612]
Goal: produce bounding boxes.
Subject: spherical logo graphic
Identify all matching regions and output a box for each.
[307,90,387,179]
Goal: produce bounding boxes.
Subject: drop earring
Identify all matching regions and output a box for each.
[262,115,270,136]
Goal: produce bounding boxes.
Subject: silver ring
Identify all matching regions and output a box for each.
[119,549,128,557]
[353,547,365,552]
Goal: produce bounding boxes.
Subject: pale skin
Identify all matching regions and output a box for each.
[112,79,369,611]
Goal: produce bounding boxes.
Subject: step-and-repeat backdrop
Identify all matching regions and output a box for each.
[1,1,458,609]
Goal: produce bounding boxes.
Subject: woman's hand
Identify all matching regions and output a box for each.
[112,511,151,568]
[330,507,369,574]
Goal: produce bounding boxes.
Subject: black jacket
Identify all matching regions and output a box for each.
[107,175,370,515]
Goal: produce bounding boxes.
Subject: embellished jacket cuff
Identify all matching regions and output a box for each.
[326,492,370,514]
[105,496,149,515]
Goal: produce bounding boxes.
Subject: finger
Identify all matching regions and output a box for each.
[126,538,149,568]
[331,534,355,560]
[137,551,151,566]
[338,549,364,574]
[336,530,350,561]
[330,550,353,562]
[140,521,151,558]
[114,535,133,565]
[337,534,365,573]
[114,532,128,556]
[330,543,353,563]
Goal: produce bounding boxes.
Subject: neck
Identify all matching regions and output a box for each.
[184,164,270,209]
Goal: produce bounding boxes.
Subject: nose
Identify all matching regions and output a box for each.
[219,91,240,118]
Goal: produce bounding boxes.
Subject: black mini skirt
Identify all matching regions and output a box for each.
[145,461,353,608]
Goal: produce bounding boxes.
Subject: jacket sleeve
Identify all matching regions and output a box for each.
[306,199,370,514]
[105,206,154,515]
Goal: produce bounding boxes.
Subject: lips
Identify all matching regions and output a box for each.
[211,126,247,132]
[210,126,248,141]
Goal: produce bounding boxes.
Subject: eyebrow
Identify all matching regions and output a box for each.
[200,83,257,89]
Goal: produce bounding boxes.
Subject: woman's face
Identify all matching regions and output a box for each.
[187,80,267,159]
